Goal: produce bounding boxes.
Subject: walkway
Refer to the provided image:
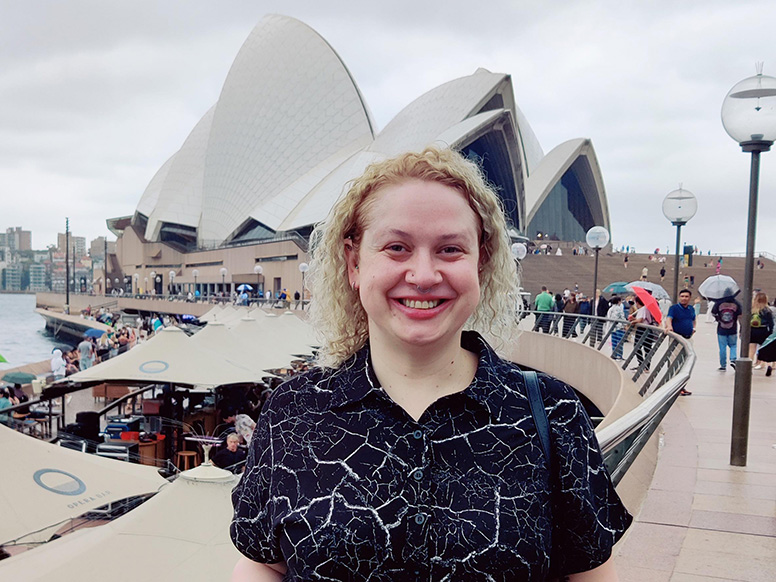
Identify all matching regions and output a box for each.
[614,317,776,581]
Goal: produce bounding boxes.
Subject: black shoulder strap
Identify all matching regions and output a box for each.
[524,371,551,461]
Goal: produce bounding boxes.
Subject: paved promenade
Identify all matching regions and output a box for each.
[615,316,776,581]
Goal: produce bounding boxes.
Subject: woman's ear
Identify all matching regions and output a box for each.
[344,239,360,290]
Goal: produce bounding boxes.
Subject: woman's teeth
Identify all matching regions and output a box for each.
[401,299,441,309]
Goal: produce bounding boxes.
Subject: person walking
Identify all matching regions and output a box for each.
[623,253,629,269]
[606,296,627,360]
[659,265,666,281]
[628,296,658,370]
[589,290,609,347]
[748,292,774,371]
[712,293,742,371]
[562,293,579,338]
[665,289,695,395]
[532,285,554,334]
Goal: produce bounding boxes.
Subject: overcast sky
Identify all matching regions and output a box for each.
[2,0,776,255]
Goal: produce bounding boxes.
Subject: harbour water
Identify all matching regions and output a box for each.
[0,294,67,371]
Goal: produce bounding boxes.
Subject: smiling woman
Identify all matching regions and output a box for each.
[230,147,631,581]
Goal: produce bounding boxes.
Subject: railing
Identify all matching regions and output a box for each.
[520,310,696,485]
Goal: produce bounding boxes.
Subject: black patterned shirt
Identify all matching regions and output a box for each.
[231,331,631,580]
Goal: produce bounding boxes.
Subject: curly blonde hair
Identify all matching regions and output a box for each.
[307,146,521,368]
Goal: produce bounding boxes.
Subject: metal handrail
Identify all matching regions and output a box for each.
[520,309,696,484]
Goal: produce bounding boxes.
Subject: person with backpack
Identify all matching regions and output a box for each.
[712,294,742,371]
[628,295,658,370]
[749,292,774,370]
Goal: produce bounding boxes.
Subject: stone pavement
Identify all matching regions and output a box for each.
[614,316,776,581]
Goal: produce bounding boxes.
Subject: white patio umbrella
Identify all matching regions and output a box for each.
[626,281,670,301]
[0,424,167,546]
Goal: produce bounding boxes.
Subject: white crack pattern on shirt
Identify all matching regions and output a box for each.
[231,331,631,580]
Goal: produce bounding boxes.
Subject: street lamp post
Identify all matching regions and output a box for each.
[169,270,176,297]
[133,273,139,296]
[149,271,156,295]
[220,267,228,298]
[192,269,199,299]
[298,263,309,310]
[721,66,776,466]
[585,226,610,302]
[253,265,263,302]
[662,187,698,303]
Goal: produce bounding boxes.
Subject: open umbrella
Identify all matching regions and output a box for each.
[1,371,37,384]
[698,275,740,301]
[603,282,630,295]
[757,329,776,363]
[631,286,662,324]
[237,284,253,292]
[84,328,106,339]
[627,281,670,301]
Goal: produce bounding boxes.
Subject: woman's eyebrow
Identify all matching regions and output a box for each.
[379,229,469,242]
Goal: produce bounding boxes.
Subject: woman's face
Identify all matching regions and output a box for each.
[347,179,482,351]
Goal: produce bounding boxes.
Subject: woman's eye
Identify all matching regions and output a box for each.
[441,246,462,254]
[387,244,406,252]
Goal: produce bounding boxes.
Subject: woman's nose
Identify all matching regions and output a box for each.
[406,252,443,288]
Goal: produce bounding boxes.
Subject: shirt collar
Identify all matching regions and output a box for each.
[322,331,520,421]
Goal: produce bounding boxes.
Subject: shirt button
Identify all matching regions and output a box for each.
[412,430,423,440]
[412,469,424,481]
[414,513,427,525]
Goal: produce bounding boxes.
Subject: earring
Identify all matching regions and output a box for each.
[351,281,358,291]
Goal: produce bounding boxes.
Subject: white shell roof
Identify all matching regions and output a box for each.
[132,15,602,246]
[197,14,375,244]
[524,138,609,229]
[145,106,215,240]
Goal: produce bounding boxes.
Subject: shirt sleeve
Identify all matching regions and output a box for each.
[539,375,633,576]
[230,406,284,564]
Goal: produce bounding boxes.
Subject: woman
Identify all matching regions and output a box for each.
[749,292,774,369]
[231,148,630,581]
[607,296,627,360]
[562,293,579,338]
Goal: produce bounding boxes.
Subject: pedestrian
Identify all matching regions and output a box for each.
[294,290,301,309]
[562,293,579,337]
[589,289,609,347]
[712,293,742,371]
[659,265,666,281]
[628,295,658,370]
[577,294,591,335]
[623,253,629,268]
[641,266,648,281]
[665,289,695,395]
[230,147,631,580]
[715,257,722,275]
[606,296,627,359]
[749,292,774,371]
[532,285,554,334]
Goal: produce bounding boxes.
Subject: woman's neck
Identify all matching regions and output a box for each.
[368,332,478,422]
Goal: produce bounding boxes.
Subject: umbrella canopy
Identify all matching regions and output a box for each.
[188,322,279,375]
[627,281,670,301]
[84,328,106,339]
[757,329,776,363]
[1,371,37,384]
[698,275,740,301]
[631,286,662,324]
[603,282,630,295]
[236,284,253,291]
[67,326,259,388]
[0,424,167,546]
[0,463,240,580]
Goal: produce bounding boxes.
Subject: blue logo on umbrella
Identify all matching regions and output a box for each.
[33,469,87,496]
[139,360,170,373]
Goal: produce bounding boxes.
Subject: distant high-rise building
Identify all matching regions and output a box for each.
[89,236,116,259]
[4,263,22,291]
[57,233,87,258]
[29,263,47,291]
[5,227,31,251]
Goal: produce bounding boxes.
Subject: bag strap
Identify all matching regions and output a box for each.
[524,371,552,461]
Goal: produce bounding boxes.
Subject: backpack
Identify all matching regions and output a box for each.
[751,311,762,327]
[717,301,738,330]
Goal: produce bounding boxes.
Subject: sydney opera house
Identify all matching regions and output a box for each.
[109,14,610,298]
